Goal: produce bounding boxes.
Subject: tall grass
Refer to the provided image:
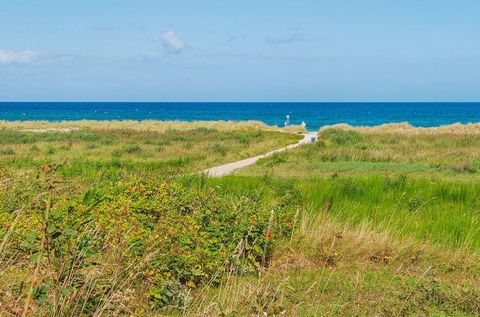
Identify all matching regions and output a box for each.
[2,122,480,315]
[299,175,480,250]
[321,121,480,135]
[184,194,480,316]
[190,174,480,251]
[0,120,306,134]
[240,125,480,178]
[0,128,301,186]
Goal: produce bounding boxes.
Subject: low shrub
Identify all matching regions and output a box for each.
[0,172,297,314]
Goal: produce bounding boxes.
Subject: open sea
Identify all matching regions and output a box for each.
[1,102,480,131]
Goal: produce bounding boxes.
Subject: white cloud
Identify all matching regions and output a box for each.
[0,49,37,64]
[160,31,186,54]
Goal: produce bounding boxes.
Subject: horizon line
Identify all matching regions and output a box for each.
[2,101,480,104]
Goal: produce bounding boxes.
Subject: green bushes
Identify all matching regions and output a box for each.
[0,172,298,314]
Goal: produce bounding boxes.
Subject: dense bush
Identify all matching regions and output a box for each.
[0,170,298,314]
[85,181,280,307]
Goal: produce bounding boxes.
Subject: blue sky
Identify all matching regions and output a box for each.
[1,1,479,101]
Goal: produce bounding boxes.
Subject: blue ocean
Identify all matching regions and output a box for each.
[1,102,480,131]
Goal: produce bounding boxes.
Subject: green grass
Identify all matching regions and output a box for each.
[239,127,480,178]
[191,174,480,251]
[300,175,480,249]
[0,127,301,184]
[180,175,480,315]
[2,123,480,316]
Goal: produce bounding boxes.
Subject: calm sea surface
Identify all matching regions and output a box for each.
[1,102,480,131]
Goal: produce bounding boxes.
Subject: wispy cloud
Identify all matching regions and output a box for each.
[0,49,84,66]
[0,49,37,64]
[266,33,305,45]
[158,31,187,54]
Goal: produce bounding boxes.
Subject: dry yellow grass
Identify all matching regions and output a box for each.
[184,212,480,316]
[320,122,480,135]
[0,120,306,134]
[289,212,479,278]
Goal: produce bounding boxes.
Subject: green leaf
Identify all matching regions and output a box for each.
[32,283,49,303]
[60,286,76,297]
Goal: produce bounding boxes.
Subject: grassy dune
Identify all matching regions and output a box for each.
[241,123,480,178]
[0,125,301,184]
[0,119,306,134]
[1,122,480,316]
[226,124,480,315]
[321,121,480,135]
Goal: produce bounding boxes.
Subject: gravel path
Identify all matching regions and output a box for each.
[203,132,318,177]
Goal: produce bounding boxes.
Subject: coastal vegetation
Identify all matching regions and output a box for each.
[242,122,480,179]
[0,120,306,134]
[1,121,480,316]
[0,124,301,185]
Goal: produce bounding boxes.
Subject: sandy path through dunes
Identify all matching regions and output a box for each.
[203,132,318,177]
